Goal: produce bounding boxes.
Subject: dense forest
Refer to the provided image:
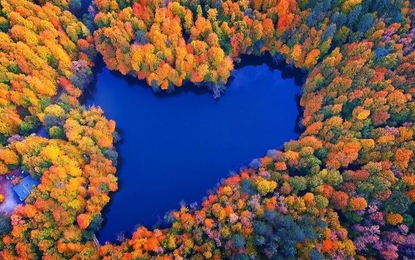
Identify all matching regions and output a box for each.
[0,0,415,259]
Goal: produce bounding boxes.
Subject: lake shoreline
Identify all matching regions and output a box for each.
[87,56,303,244]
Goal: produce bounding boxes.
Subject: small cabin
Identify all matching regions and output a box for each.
[12,175,40,201]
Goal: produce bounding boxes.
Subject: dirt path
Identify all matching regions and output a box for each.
[0,169,24,215]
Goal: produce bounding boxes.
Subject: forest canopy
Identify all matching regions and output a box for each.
[0,0,415,259]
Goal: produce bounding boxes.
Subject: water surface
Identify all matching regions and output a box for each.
[87,61,301,243]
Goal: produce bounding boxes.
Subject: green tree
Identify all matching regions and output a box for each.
[0,215,12,235]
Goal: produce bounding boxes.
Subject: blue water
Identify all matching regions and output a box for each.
[86,61,301,243]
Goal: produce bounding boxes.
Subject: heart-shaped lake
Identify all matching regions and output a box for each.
[86,59,302,243]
